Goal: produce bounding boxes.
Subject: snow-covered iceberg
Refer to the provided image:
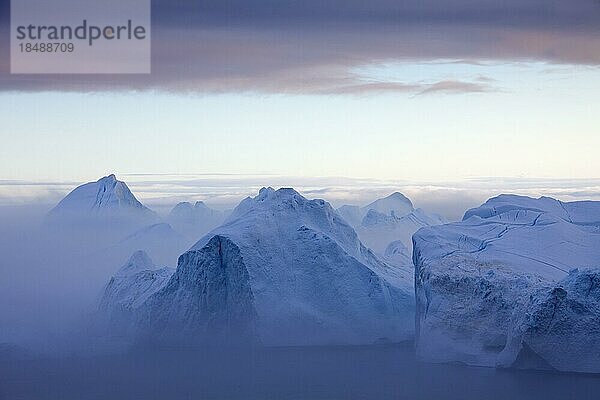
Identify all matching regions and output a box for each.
[413,194,600,373]
[135,187,415,346]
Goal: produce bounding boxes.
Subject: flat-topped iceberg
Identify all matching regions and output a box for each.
[413,194,600,373]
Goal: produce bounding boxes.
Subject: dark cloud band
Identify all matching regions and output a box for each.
[1,0,599,94]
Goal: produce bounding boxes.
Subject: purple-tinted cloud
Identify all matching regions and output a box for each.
[0,0,599,94]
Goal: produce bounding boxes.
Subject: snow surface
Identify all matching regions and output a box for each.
[413,194,600,373]
[135,187,415,346]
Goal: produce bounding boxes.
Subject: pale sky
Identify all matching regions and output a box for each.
[1,1,599,187]
[1,61,598,182]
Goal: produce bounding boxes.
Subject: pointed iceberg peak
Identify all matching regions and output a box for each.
[99,173,117,182]
[117,250,155,276]
[92,174,144,209]
[46,174,157,227]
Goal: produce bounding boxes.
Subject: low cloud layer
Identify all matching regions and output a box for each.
[3,174,600,221]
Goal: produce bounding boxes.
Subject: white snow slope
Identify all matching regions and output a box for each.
[413,194,600,373]
[135,188,415,346]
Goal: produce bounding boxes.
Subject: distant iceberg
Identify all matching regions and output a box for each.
[167,200,227,240]
[338,192,445,266]
[46,174,158,230]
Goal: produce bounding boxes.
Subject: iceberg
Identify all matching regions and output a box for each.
[97,251,174,336]
[134,188,415,346]
[167,201,226,239]
[338,192,445,265]
[413,194,600,373]
[46,174,158,230]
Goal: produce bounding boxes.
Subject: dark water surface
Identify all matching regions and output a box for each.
[1,343,599,400]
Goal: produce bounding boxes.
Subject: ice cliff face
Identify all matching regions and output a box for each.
[338,192,445,266]
[413,195,600,373]
[513,268,600,372]
[135,235,258,345]
[97,251,174,335]
[46,174,157,229]
[133,188,414,346]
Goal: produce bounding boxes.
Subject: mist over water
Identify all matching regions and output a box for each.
[0,205,179,352]
[2,344,600,400]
